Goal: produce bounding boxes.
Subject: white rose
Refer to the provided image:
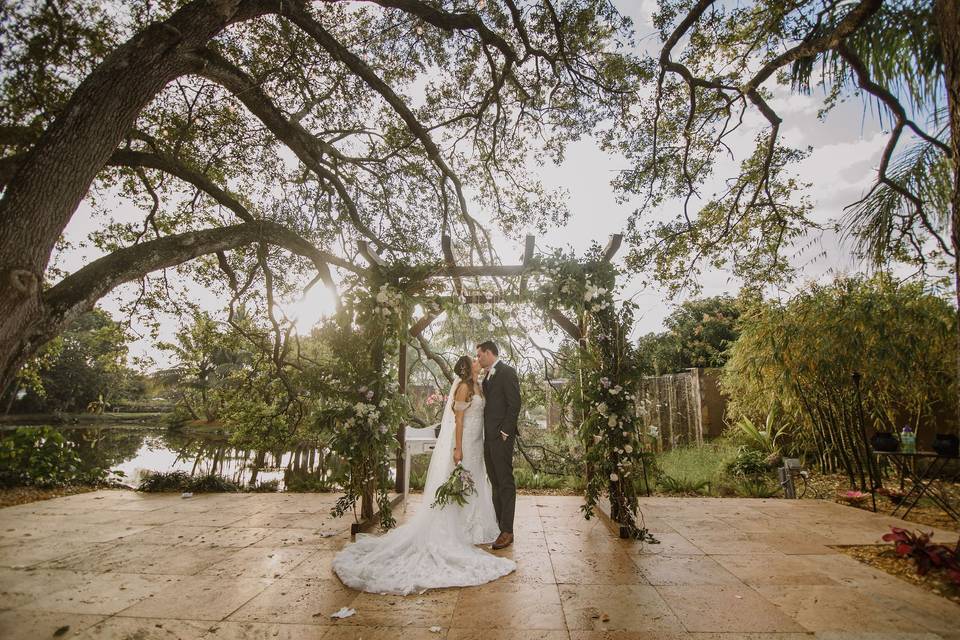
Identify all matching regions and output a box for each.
[607,415,618,427]
[610,473,619,481]
[596,402,608,416]
[624,444,634,454]
[593,434,602,444]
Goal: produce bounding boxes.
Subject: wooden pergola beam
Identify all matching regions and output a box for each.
[358,240,386,268]
[441,234,463,295]
[520,234,535,294]
[409,311,441,338]
[602,233,623,263]
[548,309,582,342]
[522,235,535,265]
[448,265,532,278]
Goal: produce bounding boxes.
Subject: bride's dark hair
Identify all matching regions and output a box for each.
[453,355,476,401]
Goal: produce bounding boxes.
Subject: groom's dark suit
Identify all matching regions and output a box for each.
[482,360,522,534]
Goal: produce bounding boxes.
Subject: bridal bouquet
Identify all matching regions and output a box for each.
[431,463,477,509]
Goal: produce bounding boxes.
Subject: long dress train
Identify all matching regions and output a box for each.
[332,378,515,594]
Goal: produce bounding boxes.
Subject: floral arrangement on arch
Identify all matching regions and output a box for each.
[316,277,416,529]
[529,247,655,541]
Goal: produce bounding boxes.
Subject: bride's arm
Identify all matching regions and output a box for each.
[452,383,468,465]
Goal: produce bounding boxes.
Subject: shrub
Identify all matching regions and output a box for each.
[408,468,427,491]
[188,473,241,492]
[137,470,241,493]
[138,470,192,492]
[250,479,280,492]
[726,475,778,498]
[658,474,711,495]
[284,471,338,492]
[726,447,771,477]
[0,427,107,488]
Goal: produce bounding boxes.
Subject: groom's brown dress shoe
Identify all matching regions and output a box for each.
[492,532,513,550]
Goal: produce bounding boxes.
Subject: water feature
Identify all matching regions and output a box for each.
[0,423,351,491]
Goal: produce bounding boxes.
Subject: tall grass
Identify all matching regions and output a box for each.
[656,442,738,496]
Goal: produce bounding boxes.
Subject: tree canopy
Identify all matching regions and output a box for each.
[0,0,642,394]
[617,0,957,294]
[636,295,742,375]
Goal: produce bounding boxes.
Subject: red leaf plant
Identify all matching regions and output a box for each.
[882,527,960,584]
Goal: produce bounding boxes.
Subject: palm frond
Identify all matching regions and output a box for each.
[791,0,942,118]
[842,140,952,266]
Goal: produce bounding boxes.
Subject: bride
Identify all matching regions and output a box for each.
[332,355,516,594]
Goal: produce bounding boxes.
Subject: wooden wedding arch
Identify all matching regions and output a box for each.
[349,232,636,538]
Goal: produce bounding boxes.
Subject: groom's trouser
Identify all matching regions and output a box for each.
[484,435,516,534]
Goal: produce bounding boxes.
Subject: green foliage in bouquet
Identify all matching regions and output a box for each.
[431,463,477,509]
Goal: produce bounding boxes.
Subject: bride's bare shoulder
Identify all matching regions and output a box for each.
[454,381,470,400]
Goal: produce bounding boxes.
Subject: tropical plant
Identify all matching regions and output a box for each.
[722,274,956,487]
[86,393,110,415]
[158,311,255,424]
[727,410,791,457]
[883,527,960,584]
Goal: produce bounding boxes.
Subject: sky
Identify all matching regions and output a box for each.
[53,0,912,371]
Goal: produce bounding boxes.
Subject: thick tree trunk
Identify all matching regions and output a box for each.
[0,0,281,407]
[934,0,960,433]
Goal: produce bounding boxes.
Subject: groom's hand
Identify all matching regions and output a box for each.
[500,430,509,441]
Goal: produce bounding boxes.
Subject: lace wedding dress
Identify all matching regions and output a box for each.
[332,378,515,594]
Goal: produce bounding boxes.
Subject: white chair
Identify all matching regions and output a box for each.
[403,423,439,510]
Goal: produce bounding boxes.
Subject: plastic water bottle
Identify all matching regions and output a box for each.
[900,426,916,454]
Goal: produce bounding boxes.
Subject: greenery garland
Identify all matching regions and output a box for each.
[531,250,655,540]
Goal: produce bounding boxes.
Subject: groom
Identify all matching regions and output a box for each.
[476,340,521,550]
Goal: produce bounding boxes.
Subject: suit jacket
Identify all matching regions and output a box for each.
[482,361,522,439]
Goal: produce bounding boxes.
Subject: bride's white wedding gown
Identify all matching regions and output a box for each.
[332,378,516,594]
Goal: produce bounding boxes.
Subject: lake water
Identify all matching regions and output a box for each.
[3,424,361,491]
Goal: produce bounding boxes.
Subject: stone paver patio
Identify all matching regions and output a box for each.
[1,491,959,639]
